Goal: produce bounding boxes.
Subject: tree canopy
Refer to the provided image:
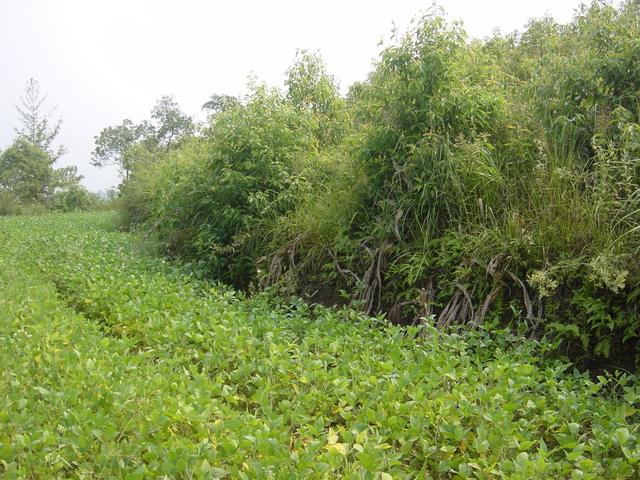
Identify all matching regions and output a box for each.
[202,94,240,115]
[91,119,153,180]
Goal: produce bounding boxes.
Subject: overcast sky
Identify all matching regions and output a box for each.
[0,0,585,192]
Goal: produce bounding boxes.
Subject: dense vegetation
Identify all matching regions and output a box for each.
[104,2,640,367]
[3,212,640,478]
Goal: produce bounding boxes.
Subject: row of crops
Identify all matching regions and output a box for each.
[1,212,640,478]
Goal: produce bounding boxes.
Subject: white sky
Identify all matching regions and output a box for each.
[0,0,585,192]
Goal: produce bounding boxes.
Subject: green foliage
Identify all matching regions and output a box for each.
[91,119,154,179]
[118,2,640,364]
[3,212,640,478]
[1,79,90,215]
[0,191,20,216]
[202,93,241,115]
[133,82,335,288]
[51,184,102,212]
[0,139,54,202]
[92,95,192,181]
[0,140,92,215]
[151,95,194,150]
[116,142,167,226]
[285,50,350,146]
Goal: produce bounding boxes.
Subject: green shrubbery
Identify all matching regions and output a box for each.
[3,212,640,478]
[116,2,640,365]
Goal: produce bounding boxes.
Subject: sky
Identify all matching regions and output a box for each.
[0,0,586,192]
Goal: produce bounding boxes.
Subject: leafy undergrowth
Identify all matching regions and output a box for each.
[1,213,640,479]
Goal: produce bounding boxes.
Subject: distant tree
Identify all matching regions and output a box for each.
[93,96,193,182]
[92,119,153,180]
[14,78,66,161]
[52,183,97,212]
[0,139,53,202]
[202,94,240,114]
[0,79,84,212]
[151,95,194,149]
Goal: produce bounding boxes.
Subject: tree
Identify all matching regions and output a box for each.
[151,95,194,149]
[52,184,98,212]
[91,119,153,180]
[0,139,53,202]
[0,79,84,212]
[14,78,66,161]
[202,94,240,115]
[93,96,193,183]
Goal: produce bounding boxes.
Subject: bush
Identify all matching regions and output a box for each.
[52,185,102,212]
[0,191,21,216]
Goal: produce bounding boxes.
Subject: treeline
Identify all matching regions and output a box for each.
[103,2,640,366]
[0,79,105,215]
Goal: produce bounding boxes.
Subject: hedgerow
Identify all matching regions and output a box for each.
[2,212,640,478]
[116,1,640,366]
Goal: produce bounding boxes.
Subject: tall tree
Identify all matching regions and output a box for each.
[14,78,66,162]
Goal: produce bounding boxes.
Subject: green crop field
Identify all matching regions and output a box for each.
[1,212,640,479]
